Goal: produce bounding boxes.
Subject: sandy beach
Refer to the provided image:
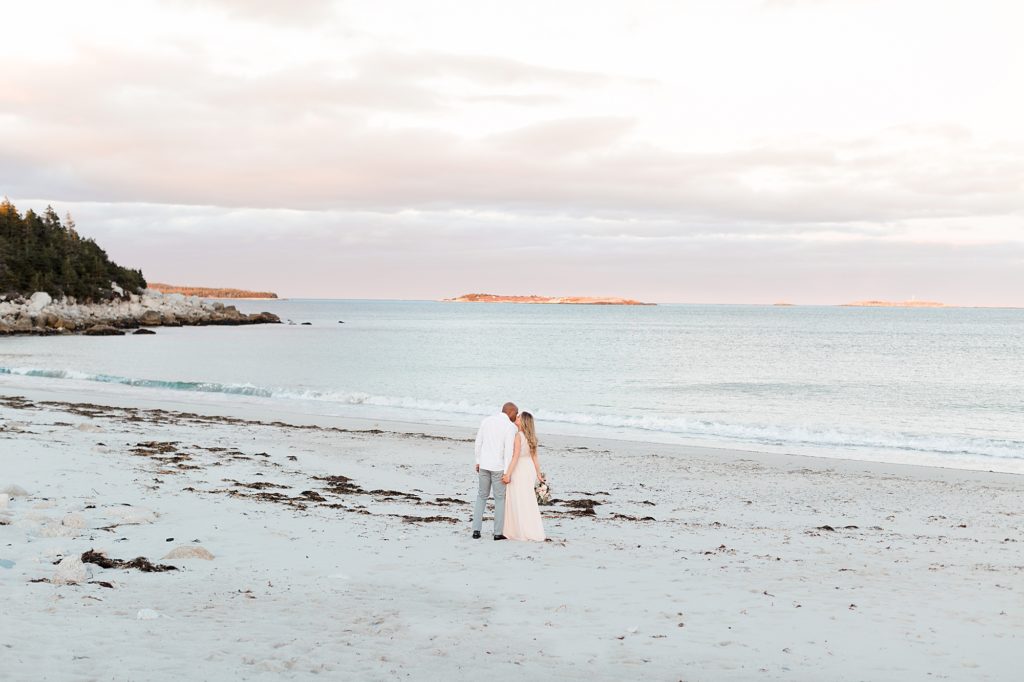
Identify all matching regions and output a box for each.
[1,383,1021,681]
[6,1,1024,679]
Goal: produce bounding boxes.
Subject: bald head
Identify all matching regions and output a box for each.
[502,402,519,421]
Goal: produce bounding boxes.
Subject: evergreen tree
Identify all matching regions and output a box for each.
[0,198,147,300]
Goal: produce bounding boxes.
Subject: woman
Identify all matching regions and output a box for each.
[502,411,546,542]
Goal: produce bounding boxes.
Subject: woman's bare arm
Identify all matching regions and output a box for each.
[502,433,522,484]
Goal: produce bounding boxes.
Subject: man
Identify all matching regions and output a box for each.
[472,402,518,540]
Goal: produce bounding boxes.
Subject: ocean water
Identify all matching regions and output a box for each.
[2,300,1023,472]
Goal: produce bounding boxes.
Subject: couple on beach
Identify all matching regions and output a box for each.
[472,402,546,542]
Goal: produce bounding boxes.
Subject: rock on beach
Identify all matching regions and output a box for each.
[53,555,91,586]
[162,545,215,561]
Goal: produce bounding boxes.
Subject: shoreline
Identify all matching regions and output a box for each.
[1,370,1019,476]
[3,378,1019,484]
[0,290,280,336]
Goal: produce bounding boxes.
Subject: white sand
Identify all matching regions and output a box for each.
[0,384,1021,680]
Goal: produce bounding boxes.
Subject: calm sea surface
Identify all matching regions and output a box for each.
[2,300,1022,472]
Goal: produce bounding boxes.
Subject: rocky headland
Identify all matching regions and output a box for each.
[0,290,280,336]
[148,283,279,299]
[445,293,655,305]
[0,199,281,335]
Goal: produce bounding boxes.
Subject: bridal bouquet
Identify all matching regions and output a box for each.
[535,474,551,506]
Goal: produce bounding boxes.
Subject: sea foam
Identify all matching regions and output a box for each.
[2,365,1021,463]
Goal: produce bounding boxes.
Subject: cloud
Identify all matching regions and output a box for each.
[13,198,1021,306]
[169,0,340,25]
[488,117,635,156]
[354,50,617,89]
[760,0,858,9]
[463,93,564,107]
[3,39,1020,226]
[4,92,1022,227]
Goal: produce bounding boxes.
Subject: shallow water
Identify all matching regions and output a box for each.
[2,300,1022,471]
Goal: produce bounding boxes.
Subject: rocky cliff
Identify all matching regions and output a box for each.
[0,290,280,336]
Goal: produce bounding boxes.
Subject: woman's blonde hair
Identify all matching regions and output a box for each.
[520,411,538,454]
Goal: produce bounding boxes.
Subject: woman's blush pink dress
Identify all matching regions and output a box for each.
[503,433,546,541]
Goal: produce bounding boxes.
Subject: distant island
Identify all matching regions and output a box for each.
[841,300,946,308]
[445,293,654,306]
[148,283,279,299]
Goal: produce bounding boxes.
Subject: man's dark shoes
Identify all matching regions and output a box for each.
[472,531,481,539]
[494,535,507,541]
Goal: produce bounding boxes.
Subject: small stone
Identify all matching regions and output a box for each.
[39,522,74,538]
[53,555,91,585]
[62,513,88,529]
[162,545,214,561]
[110,506,156,524]
[136,609,161,620]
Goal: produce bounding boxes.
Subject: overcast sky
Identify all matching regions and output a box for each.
[2,0,1022,303]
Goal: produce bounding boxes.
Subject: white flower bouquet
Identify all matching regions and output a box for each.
[535,474,551,506]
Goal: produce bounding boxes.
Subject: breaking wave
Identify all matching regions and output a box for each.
[2,365,1021,462]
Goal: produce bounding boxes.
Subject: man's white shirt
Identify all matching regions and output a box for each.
[475,412,517,473]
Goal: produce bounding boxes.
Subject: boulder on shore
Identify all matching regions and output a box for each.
[138,310,162,326]
[248,312,281,324]
[83,325,126,336]
[35,312,59,329]
[27,291,52,312]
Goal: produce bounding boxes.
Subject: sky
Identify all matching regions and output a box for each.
[2,0,1023,304]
